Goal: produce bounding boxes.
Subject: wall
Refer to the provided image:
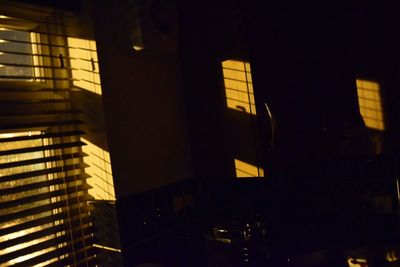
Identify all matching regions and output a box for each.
[178,0,263,179]
[237,0,400,170]
[90,0,190,197]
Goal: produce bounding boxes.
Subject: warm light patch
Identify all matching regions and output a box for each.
[347,257,368,267]
[68,37,102,95]
[386,250,399,262]
[234,159,264,178]
[356,79,384,130]
[81,138,115,201]
[222,60,256,115]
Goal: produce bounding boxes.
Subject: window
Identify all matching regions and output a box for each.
[0,26,43,81]
[0,4,118,266]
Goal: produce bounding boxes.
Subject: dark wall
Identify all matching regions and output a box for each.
[239,0,400,170]
[178,0,400,177]
[178,0,264,178]
[83,0,400,263]
[91,0,191,197]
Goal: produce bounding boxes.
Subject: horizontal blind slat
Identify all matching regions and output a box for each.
[0,173,90,195]
[0,194,94,223]
[0,120,83,131]
[0,219,93,251]
[0,163,88,182]
[0,206,92,236]
[0,151,86,169]
[0,130,85,143]
[0,230,96,264]
[0,141,85,156]
[0,108,82,117]
[0,184,91,211]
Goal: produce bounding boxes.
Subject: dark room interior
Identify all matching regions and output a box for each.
[0,0,399,266]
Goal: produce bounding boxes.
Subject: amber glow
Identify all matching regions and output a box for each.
[81,138,115,201]
[234,159,264,178]
[347,257,368,267]
[68,37,102,95]
[222,60,256,115]
[356,79,384,130]
[386,250,399,262]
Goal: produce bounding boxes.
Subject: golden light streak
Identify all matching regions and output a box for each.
[93,244,122,253]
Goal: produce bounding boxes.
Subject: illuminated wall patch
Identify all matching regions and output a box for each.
[234,158,264,178]
[222,60,256,115]
[68,37,102,95]
[356,79,384,130]
[81,138,116,201]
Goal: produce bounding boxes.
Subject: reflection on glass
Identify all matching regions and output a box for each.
[356,79,384,130]
[68,37,101,95]
[222,60,256,115]
[81,138,115,201]
[234,159,264,178]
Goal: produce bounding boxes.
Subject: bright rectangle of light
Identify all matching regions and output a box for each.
[222,60,256,115]
[356,79,384,130]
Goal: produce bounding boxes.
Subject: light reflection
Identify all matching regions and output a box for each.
[93,243,122,253]
[234,159,264,178]
[347,257,368,267]
[68,37,102,95]
[386,250,399,262]
[222,60,256,115]
[81,138,115,201]
[356,79,384,130]
[133,45,144,51]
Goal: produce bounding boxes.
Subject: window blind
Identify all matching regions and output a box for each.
[0,3,99,266]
